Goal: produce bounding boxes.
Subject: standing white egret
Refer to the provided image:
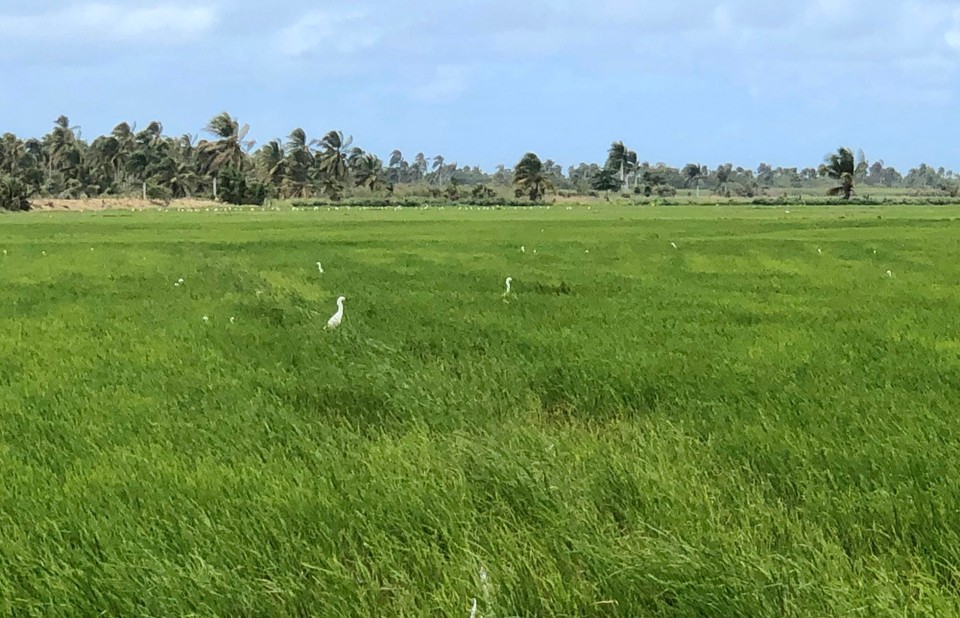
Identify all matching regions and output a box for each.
[326,296,346,329]
[230,316,236,324]
[818,248,823,255]
[503,277,513,296]
[670,242,678,250]
[521,246,525,253]
[470,598,478,618]
[887,270,893,278]
[316,261,324,274]
[202,315,209,323]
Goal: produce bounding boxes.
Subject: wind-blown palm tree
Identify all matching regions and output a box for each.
[513,152,553,201]
[821,147,855,200]
[316,130,352,184]
[412,153,428,182]
[388,149,405,184]
[353,153,385,191]
[284,128,316,197]
[199,112,254,176]
[255,139,287,189]
[682,163,706,198]
[44,115,82,175]
[605,141,637,192]
[431,155,446,185]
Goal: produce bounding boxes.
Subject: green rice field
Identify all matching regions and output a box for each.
[1,204,960,616]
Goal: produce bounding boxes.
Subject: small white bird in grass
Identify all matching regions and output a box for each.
[887,270,893,278]
[469,598,478,618]
[325,296,346,330]
[230,316,236,324]
[41,251,46,256]
[503,277,513,296]
[521,246,525,253]
[202,315,209,323]
[818,247,823,255]
[316,261,324,274]
[670,242,678,250]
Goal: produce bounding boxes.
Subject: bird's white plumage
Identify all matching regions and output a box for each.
[316,261,324,273]
[504,277,512,295]
[670,242,678,249]
[326,296,345,329]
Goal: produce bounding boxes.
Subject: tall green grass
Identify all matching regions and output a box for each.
[1,205,960,616]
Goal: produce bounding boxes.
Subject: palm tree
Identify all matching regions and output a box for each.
[432,155,445,185]
[0,133,26,175]
[388,149,405,184]
[353,153,385,191]
[284,128,316,197]
[682,163,705,198]
[199,112,254,178]
[605,141,637,192]
[513,152,553,201]
[110,122,136,184]
[44,115,82,175]
[821,147,855,200]
[255,139,287,189]
[316,130,352,184]
[714,164,733,196]
[89,135,122,192]
[412,153,428,182]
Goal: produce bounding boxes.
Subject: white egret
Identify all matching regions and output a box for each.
[887,270,893,278]
[503,277,513,295]
[326,296,346,329]
[316,261,324,274]
[41,251,46,256]
[2,250,6,256]
[521,246,525,253]
[230,316,236,324]
[817,248,822,255]
[202,315,209,322]
[670,242,678,250]
[470,598,478,618]
[178,277,184,284]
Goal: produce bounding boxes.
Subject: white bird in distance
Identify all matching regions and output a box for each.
[326,296,346,329]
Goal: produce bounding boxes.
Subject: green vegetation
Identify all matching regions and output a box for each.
[2,205,960,615]
[3,113,960,210]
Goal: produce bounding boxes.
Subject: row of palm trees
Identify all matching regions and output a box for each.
[0,113,475,202]
[0,112,933,205]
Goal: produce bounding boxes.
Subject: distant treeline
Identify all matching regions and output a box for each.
[1,113,957,210]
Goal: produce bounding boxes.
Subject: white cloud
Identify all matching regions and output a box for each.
[0,3,216,43]
[407,65,470,103]
[946,9,960,49]
[277,9,382,57]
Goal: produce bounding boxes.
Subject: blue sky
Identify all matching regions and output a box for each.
[1,0,959,172]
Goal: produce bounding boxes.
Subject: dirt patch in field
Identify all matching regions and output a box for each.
[28,197,219,212]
